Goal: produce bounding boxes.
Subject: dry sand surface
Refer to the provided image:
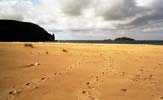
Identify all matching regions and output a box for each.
[0,42,163,100]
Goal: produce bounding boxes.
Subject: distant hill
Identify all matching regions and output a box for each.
[115,37,135,41]
[104,39,113,41]
[0,20,55,42]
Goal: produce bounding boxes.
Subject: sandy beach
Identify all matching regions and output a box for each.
[0,42,163,100]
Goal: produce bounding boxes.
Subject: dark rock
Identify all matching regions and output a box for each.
[0,20,55,42]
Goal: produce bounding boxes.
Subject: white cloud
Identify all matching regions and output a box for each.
[143,27,163,32]
[136,0,153,7]
[0,0,34,20]
[0,0,163,40]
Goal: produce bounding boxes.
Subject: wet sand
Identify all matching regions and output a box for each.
[0,42,163,100]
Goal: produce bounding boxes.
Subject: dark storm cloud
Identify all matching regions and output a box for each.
[95,0,142,20]
[126,12,163,28]
[62,0,163,29]
[111,0,163,28]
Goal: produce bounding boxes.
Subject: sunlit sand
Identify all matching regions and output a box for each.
[0,42,163,100]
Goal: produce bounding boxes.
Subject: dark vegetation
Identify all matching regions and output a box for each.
[24,43,34,48]
[0,20,55,42]
[114,37,135,41]
[62,49,68,53]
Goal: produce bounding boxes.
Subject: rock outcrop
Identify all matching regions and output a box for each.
[0,20,55,42]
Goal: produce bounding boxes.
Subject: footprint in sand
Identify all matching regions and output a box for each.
[9,89,22,95]
[45,51,49,55]
[121,89,127,92]
[7,89,23,100]
[7,74,53,99]
[25,82,31,86]
[7,58,84,100]
[81,57,113,98]
[161,96,163,100]
[82,90,86,94]
[18,62,40,69]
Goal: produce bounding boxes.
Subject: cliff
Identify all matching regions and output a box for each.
[0,20,55,42]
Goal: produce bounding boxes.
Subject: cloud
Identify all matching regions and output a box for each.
[115,0,163,28]
[61,0,91,16]
[95,0,141,20]
[0,0,34,21]
[143,27,163,32]
[1,0,163,29]
[0,0,163,40]
[60,0,163,30]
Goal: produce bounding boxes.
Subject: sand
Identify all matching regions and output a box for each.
[0,42,163,100]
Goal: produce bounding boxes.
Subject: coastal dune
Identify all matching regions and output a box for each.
[0,42,163,100]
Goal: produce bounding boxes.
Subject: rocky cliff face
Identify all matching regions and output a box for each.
[0,20,55,42]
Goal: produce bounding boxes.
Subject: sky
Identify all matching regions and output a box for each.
[0,0,163,40]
